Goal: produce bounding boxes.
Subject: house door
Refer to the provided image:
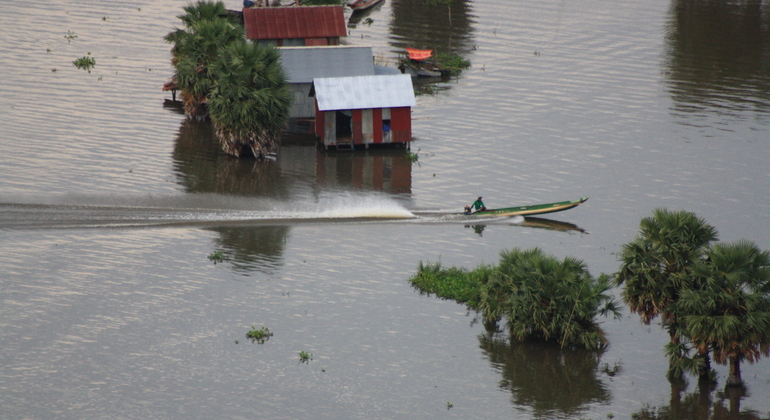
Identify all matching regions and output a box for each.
[335,110,352,145]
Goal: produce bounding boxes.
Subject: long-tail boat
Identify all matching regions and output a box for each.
[463,198,588,217]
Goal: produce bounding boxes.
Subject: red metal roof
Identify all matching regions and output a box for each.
[243,6,346,41]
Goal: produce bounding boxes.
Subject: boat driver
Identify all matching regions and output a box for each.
[470,197,486,213]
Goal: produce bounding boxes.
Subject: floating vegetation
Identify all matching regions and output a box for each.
[435,52,471,76]
[601,361,623,377]
[64,30,77,43]
[246,326,273,344]
[73,53,95,73]
[409,261,493,309]
[405,149,419,163]
[299,351,312,363]
[207,250,226,264]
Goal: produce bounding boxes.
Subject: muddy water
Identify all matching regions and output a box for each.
[1,0,769,418]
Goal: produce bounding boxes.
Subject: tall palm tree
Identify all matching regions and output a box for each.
[208,42,292,158]
[479,248,620,350]
[176,0,238,28]
[165,3,244,120]
[616,208,718,376]
[677,240,770,387]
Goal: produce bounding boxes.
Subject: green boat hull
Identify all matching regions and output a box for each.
[467,197,588,217]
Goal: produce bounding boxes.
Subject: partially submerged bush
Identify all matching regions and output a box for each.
[410,248,620,350]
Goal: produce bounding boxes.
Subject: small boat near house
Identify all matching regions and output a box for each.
[398,48,446,78]
[348,0,385,12]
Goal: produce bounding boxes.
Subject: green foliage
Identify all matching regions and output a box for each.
[166,18,245,119]
[299,350,312,363]
[410,248,619,350]
[176,1,238,27]
[617,208,770,385]
[165,2,245,120]
[616,208,717,328]
[405,149,419,163]
[208,42,292,158]
[165,1,290,156]
[246,326,273,344]
[408,261,493,309]
[481,248,620,350]
[676,240,770,386]
[208,250,225,263]
[435,52,470,75]
[73,53,96,73]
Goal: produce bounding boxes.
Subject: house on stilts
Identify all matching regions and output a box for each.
[278,45,401,119]
[311,74,416,150]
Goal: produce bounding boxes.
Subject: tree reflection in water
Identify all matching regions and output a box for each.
[171,118,291,198]
[172,118,292,275]
[478,334,611,418]
[665,0,770,120]
[632,379,769,420]
[207,225,288,276]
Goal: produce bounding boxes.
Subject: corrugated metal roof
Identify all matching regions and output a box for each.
[313,74,416,111]
[279,46,374,83]
[243,6,346,40]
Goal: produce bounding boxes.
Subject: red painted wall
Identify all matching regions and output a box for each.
[390,107,411,143]
[351,109,362,145]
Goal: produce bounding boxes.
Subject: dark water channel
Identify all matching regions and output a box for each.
[1,0,769,418]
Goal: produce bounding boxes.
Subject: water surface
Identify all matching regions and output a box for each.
[2,0,770,418]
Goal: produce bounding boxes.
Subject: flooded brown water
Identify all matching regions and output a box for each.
[1,0,769,418]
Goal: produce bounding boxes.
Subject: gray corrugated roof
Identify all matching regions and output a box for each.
[313,74,416,111]
[278,46,374,84]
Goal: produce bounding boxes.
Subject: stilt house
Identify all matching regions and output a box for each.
[280,46,370,119]
[312,74,416,149]
[242,5,346,47]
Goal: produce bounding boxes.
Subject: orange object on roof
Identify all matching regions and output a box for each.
[406,48,432,61]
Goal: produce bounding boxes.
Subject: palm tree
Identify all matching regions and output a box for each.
[207,42,292,158]
[615,208,718,376]
[677,240,770,387]
[165,4,244,120]
[479,248,620,350]
[175,1,237,28]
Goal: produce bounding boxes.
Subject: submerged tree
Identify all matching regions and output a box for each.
[165,1,292,158]
[165,18,245,120]
[409,248,619,350]
[615,208,718,377]
[208,42,292,158]
[165,1,244,120]
[677,240,770,387]
[479,248,620,350]
[175,0,238,27]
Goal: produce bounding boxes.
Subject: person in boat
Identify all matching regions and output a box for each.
[469,197,486,213]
